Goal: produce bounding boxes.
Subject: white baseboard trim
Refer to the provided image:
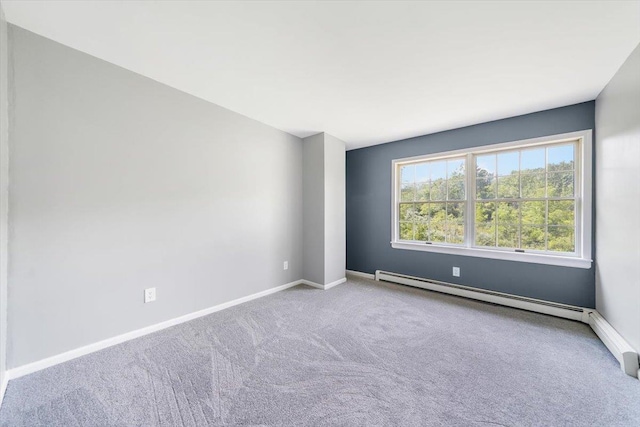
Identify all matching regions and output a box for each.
[375,269,640,379]
[588,311,639,378]
[376,270,590,323]
[324,277,346,290]
[8,272,636,390]
[300,277,346,290]
[5,279,302,382]
[346,270,375,280]
[0,374,8,407]
[299,279,324,289]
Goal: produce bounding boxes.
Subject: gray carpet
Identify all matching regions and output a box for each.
[2,276,640,426]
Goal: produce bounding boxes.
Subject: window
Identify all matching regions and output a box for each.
[391,130,592,268]
[399,157,466,244]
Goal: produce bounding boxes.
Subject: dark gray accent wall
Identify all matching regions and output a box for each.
[346,102,595,308]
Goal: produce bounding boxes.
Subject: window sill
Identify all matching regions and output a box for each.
[390,241,592,269]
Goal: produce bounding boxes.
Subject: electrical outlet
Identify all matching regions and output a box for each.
[283,261,289,270]
[452,267,460,277]
[144,287,156,303]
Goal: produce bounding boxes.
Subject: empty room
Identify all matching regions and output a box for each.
[0,0,639,425]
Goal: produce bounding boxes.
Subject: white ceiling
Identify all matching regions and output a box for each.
[3,1,640,150]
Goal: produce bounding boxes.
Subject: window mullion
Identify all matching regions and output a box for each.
[574,140,582,257]
[394,165,397,242]
[545,200,549,251]
[466,153,475,248]
[518,151,522,249]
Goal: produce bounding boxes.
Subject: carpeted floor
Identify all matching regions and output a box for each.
[2,276,640,426]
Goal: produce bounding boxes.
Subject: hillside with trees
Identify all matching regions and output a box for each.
[399,144,576,253]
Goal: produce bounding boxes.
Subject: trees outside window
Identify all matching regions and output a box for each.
[473,143,576,253]
[392,131,591,268]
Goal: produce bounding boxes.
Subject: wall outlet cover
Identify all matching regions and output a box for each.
[144,287,156,303]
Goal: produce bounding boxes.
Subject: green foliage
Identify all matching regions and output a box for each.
[399,159,466,244]
[474,159,575,253]
[400,151,576,253]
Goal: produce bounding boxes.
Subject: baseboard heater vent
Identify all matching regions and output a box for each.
[375,270,589,323]
[588,311,639,378]
[375,270,640,379]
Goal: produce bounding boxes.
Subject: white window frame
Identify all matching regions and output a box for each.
[390,130,592,269]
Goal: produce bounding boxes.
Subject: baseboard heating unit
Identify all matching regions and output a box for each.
[588,311,640,377]
[375,270,590,322]
[374,269,639,379]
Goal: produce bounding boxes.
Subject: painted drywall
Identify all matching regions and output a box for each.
[595,44,640,353]
[0,0,9,393]
[3,1,639,150]
[346,102,595,308]
[302,132,347,286]
[302,133,325,285]
[323,133,346,285]
[8,26,303,368]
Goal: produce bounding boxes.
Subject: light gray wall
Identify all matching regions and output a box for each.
[595,44,640,353]
[8,26,304,368]
[302,132,346,286]
[0,0,9,389]
[323,133,345,285]
[302,133,325,285]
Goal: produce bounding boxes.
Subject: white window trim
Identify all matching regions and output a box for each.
[390,130,593,269]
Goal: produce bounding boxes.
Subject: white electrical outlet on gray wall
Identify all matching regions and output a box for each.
[144,288,156,303]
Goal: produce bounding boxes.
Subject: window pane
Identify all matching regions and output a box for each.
[431,180,447,201]
[429,202,446,242]
[521,201,545,225]
[476,154,496,176]
[475,202,496,224]
[401,165,414,183]
[497,175,519,198]
[548,226,575,252]
[446,222,465,244]
[497,151,519,176]
[401,183,415,202]
[498,224,519,248]
[447,177,465,200]
[399,222,414,240]
[475,222,496,247]
[547,171,574,197]
[447,158,465,178]
[548,200,574,226]
[429,202,446,219]
[521,148,545,174]
[547,144,574,172]
[497,201,519,224]
[521,225,546,250]
[476,174,496,199]
[399,203,415,221]
[416,182,430,202]
[430,218,446,243]
[397,140,580,255]
[430,161,447,181]
[447,202,465,222]
[415,203,429,222]
[520,173,545,198]
[415,163,429,182]
[415,222,429,241]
